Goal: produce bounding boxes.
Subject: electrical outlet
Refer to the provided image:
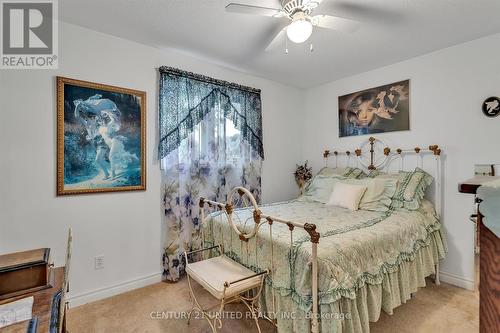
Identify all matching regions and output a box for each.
[94,255,104,270]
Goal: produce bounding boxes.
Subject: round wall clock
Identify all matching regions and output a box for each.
[482,96,500,118]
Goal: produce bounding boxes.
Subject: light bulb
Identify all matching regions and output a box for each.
[286,19,313,44]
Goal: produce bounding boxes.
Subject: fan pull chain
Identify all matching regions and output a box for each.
[285,35,289,54]
[310,27,314,53]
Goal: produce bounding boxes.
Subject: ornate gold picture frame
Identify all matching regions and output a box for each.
[56,77,146,195]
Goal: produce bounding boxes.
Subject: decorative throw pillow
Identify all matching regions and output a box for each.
[326,182,367,211]
[343,167,367,179]
[391,168,434,210]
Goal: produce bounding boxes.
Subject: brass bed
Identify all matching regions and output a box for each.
[192,137,445,333]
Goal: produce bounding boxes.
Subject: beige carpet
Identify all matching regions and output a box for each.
[68,278,478,333]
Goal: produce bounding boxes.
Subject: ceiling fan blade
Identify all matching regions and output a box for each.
[225,3,284,17]
[319,1,405,25]
[265,27,287,52]
[311,15,361,33]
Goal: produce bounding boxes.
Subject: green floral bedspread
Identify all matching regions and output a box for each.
[203,199,446,312]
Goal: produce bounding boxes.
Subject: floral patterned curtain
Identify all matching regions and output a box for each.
[158,67,263,282]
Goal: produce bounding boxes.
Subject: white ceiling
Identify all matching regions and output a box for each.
[60,0,500,88]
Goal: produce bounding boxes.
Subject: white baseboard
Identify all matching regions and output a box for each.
[67,272,162,308]
[66,270,473,308]
[439,271,475,291]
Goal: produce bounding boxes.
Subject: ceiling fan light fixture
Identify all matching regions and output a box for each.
[286,19,313,44]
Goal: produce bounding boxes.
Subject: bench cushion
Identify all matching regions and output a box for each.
[186,256,262,300]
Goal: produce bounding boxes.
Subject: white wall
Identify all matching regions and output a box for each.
[302,33,500,289]
[0,22,303,305]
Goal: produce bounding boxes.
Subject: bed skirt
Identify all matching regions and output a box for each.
[258,228,447,333]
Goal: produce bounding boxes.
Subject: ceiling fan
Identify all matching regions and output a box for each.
[225,0,361,51]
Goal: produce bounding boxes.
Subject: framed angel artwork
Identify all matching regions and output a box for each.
[338,79,410,138]
[56,77,146,195]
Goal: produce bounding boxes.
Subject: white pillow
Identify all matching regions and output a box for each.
[326,182,367,211]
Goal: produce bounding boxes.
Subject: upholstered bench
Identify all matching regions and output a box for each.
[184,245,268,332]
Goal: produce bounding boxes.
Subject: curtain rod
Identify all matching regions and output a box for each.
[158,66,261,94]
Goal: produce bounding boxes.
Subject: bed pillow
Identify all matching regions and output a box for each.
[328,177,397,212]
[391,168,434,210]
[317,167,347,177]
[301,175,344,203]
[343,167,367,179]
[375,172,402,182]
[357,177,398,212]
[304,167,347,194]
[326,182,367,211]
[367,169,384,178]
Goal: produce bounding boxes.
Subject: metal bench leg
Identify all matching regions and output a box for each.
[186,274,219,332]
[237,275,268,333]
[241,298,262,333]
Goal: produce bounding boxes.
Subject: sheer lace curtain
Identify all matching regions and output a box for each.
[158,67,263,281]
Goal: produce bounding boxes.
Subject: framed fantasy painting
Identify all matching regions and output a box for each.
[338,79,410,138]
[56,77,146,195]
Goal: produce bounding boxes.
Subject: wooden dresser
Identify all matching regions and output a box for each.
[478,219,500,333]
[459,176,500,333]
[0,249,51,299]
[0,267,64,333]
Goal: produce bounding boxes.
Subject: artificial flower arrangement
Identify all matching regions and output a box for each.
[294,161,313,194]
